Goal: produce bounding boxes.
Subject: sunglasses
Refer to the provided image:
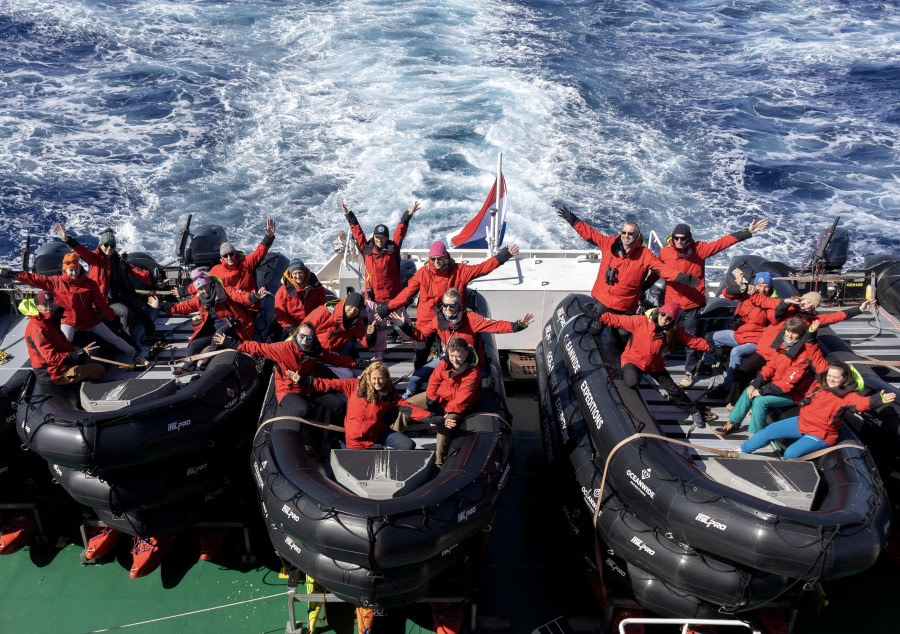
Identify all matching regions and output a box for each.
[295,333,314,340]
[672,236,688,242]
[442,303,460,310]
[658,312,674,321]
[222,253,236,258]
[620,231,636,237]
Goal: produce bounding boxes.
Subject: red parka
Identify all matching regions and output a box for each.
[660,230,751,309]
[755,303,861,361]
[274,269,326,329]
[346,209,412,302]
[752,337,819,402]
[306,297,370,353]
[601,311,709,372]
[405,309,519,364]
[571,221,685,313]
[426,356,483,416]
[67,239,153,299]
[236,339,354,403]
[163,283,257,342]
[208,236,273,294]
[797,382,882,445]
[16,271,114,330]
[722,285,779,345]
[24,312,83,383]
[388,250,511,329]
[311,378,430,449]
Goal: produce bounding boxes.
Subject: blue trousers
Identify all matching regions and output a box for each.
[701,330,756,390]
[728,390,795,434]
[739,416,830,459]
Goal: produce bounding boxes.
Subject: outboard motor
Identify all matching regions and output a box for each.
[33,235,95,275]
[822,227,849,273]
[184,224,228,268]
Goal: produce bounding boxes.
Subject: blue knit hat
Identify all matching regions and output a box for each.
[753,271,773,286]
[288,258,306,274]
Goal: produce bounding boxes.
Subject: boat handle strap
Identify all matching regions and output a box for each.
[590,432,867,584]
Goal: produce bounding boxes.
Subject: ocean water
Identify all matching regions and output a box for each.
[1,0,899,270]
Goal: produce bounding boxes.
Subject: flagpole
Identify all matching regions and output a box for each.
[490,152,503,256]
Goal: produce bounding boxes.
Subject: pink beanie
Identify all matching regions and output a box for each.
[659,301,681,320]
[428,241,449,259]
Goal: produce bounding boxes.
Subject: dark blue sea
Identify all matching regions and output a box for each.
[1,0,899,269]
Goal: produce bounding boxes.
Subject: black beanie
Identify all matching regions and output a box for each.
[671,223,692,241]
[345,292,365,310]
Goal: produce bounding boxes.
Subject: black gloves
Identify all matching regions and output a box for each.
[556,205,578,227]
[355,357,371,371]
[375,302,390,319]
[297,375,314,388]
[495,247,512,264]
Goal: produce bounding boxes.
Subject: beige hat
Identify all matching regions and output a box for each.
[799,292,822,308]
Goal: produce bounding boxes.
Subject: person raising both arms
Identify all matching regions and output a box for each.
[397,287,533,397]
[555,205,698,359]
[658,219,768,388]
[387,240,520,369]
[342,198,420,358]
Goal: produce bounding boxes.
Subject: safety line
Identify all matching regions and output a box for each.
[85,590,290,632]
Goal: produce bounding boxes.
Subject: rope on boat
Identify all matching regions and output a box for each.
[588,431,868,607]
[84,590,290,631]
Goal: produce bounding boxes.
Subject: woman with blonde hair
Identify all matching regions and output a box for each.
[309,361,430,449]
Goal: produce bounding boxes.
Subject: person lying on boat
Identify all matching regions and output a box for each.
[209,217,276,297]
[386,239,520,369]
[148,268,266,373]
[397,287,533,398]
[657,219,768,388]
[53,222,157,342]
[22,290,106,386]
[217,322,355,419]
[342,198,419,359]
[723,291,877,410]
[401,338,482,467]
[704,269,779,402]
[274,257,326,331]
[555,206,696,356]
[300,361,431,450]
[600,301,717,427]
[5,254,144,366]
[738,360,895,459]
[305,292,374,370]
[715,317,827,436]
